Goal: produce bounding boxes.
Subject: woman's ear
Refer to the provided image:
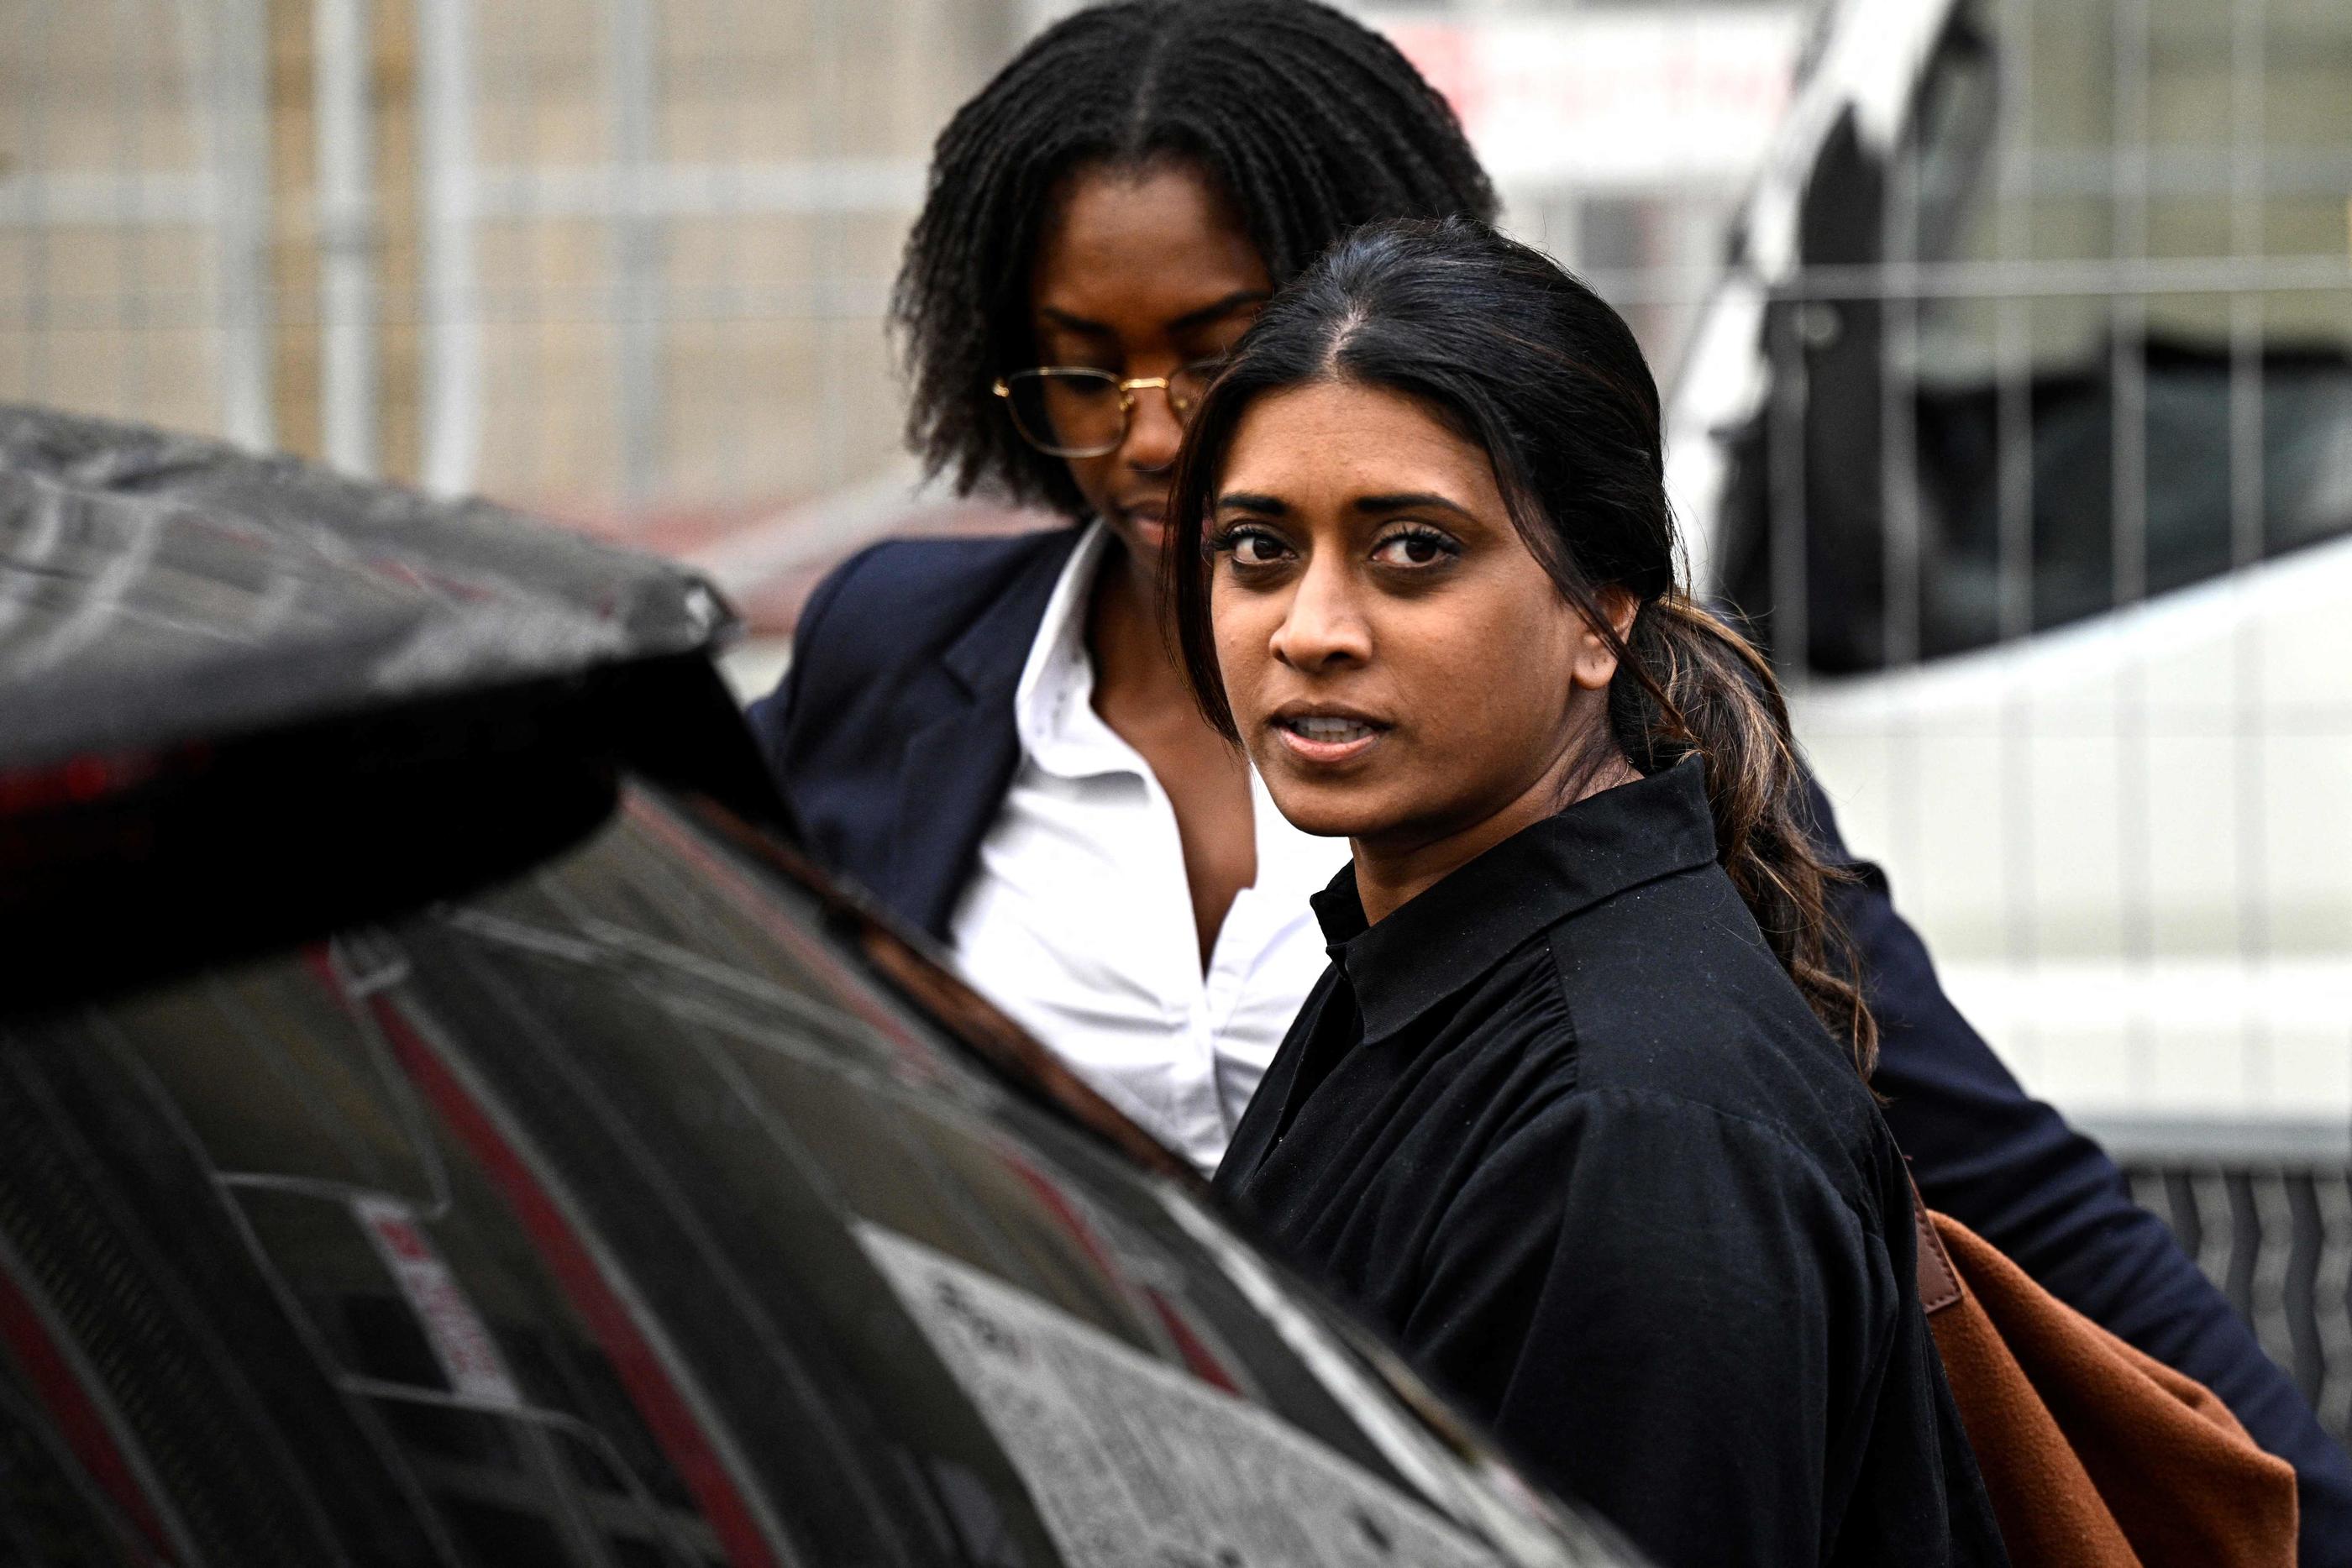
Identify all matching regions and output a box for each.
[1568,587,1640,692]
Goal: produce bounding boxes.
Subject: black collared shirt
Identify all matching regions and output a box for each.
[1215,763,2007,1568]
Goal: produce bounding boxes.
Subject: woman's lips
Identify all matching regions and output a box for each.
[1271,713,1387,765]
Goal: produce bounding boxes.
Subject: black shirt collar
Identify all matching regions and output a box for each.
[1310,758,1719,1044]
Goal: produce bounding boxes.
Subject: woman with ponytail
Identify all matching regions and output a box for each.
[1177,218,2005,1566]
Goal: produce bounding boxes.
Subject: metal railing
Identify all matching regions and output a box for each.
[2112,1125,2352,1440]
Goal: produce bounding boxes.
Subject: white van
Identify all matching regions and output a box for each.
[1669,0,2352,1150]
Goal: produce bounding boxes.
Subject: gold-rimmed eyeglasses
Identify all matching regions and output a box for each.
[992,362,1223,458]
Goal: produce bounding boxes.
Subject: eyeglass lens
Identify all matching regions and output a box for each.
[1002,364,1217,457]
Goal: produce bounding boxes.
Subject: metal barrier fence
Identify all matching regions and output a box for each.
[2116,1130,2352,1440]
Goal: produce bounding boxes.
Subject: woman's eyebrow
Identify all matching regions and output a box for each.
[1169,290,1271,333]
[1354,491,1477,521]
[1037,306,1114,338]
[1215,491,1289,515]
[1037,290,1267,342]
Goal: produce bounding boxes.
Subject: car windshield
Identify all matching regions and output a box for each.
[0,782,1625,1568]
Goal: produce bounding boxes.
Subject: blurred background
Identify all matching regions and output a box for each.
[3,0,2349,1422]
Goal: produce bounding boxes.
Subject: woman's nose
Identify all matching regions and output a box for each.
[1120,384,1184,475]
[1271,556,1371,671]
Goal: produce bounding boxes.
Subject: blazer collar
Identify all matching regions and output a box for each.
[940,523,1089,698]
[887,522,1089,939]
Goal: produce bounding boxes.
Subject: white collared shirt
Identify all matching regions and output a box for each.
[947,522,1347,1172]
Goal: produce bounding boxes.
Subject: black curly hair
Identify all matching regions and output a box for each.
[895,0,1498,518]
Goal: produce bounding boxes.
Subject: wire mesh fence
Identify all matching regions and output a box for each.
[0,0,1017,547]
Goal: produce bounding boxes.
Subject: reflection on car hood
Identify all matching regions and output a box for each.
[0,404,734,768]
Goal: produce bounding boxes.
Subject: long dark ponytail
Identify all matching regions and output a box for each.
[1168,218,1876,1076]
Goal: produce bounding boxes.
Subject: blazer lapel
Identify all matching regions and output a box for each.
[885,527,1084,940]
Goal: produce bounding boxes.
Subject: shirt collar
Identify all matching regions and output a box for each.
[1009,520,1126,779]
[1310,758,1720,1044]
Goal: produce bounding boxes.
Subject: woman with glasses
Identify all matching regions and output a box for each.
[755,0,1488,1171]
[748,4,2352,1553]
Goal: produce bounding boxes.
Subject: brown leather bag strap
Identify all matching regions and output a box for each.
[1908,1173,1963,1315]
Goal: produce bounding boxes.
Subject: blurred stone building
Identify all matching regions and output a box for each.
[0,0,1014,547]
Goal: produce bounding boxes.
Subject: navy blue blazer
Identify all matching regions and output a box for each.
[750,523,2352,1562]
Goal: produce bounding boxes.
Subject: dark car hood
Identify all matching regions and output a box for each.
[0,405,732,769]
